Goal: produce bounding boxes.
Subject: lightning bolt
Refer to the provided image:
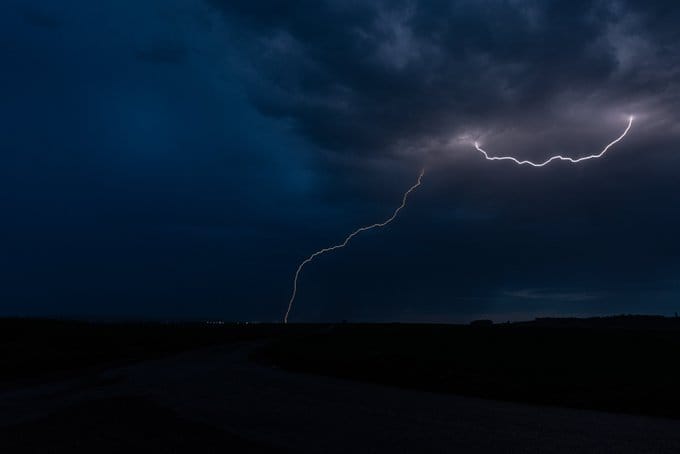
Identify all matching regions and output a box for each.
[283,115,635,323]
[474,116,634,166]
[284,168,425,323]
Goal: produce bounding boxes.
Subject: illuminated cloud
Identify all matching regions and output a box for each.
[208,1,680,165]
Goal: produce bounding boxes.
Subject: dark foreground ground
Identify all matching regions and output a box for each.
[1,317,680,453]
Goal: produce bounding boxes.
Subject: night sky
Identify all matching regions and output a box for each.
[2,1,680,322]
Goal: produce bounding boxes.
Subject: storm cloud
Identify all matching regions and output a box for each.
[1,0,679,322]
[209,0,680,164]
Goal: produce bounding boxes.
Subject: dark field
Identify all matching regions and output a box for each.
[0,318,283,386]
[3,316,680,418]
[2,317,680,453]
[264,317,680,419]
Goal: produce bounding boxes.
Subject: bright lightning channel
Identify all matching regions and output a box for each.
[283,168,425,324]
[284,115,635,323]
[474,116,634,166]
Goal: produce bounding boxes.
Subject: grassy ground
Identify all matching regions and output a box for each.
[0,318,286,386]
[261,318,680,419]
[4,317,680,419]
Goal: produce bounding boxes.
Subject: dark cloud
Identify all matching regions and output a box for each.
[201,0,680,320]
[206,0,680,174]
[207,2,653,156]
